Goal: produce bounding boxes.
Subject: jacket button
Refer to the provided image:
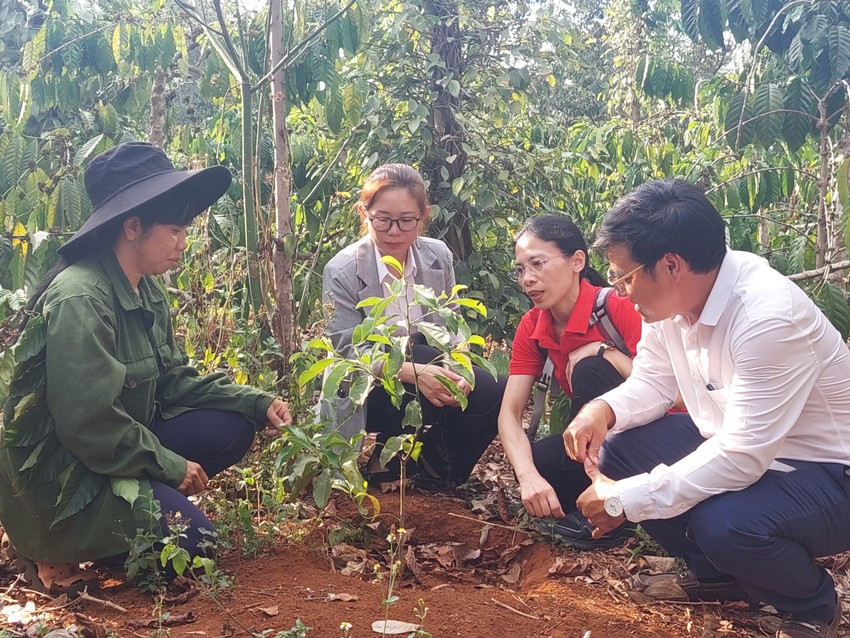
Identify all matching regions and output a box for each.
[128,380,137,388]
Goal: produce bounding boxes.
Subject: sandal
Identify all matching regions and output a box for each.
[3,533,98,597]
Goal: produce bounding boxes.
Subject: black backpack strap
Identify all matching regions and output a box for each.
[588,287,631,357]
[527,355,555,442]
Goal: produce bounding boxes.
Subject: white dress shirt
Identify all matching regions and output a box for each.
[374,245,422,333]
[600,250,850,522]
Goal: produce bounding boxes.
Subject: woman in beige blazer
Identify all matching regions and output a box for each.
[321,164,505,486]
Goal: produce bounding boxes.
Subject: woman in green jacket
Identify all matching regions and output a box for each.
[0,142,292,594]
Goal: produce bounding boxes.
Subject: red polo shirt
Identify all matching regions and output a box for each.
[509,279,643,396]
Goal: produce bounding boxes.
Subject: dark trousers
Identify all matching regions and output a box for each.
[599,413,850,622]
[148,409,255,556]
[531,356,625,512]
[366,342,506,483]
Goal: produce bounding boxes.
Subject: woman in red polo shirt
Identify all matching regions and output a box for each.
[498,215,642,548]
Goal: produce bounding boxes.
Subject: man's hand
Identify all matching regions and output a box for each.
[177,460,209,496]
[563,400,613,464]
[264,398,293,437]
[576,458,625,538]
[518,472,566,519]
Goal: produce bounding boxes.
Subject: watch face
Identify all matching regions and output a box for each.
[604,496,623,517]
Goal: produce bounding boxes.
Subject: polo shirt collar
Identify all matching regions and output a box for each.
[528,279,595,345]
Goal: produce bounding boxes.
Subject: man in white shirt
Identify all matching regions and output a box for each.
[567,180,850,638]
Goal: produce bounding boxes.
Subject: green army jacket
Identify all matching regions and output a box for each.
[0,249,274,563]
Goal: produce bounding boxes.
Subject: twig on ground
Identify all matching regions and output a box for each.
[20,588,53,600]
[447,512,523,533]
[77,588,128,612]
[490,597,540,620]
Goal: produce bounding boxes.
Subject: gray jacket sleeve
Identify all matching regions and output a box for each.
[322,258,364,361]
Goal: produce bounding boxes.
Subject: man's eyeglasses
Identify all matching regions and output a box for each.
[607,263,645,293]
[513,255,564,281]
[367,216,421,232]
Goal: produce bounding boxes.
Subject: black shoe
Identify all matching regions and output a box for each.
[538,511,637,550]
[632,568,754,603]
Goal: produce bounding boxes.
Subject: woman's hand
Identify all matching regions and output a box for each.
[566,341,603,388]
[177,461,209,496]
[417,366,471,408]
[264,398,293,437]
[519,472,566,518]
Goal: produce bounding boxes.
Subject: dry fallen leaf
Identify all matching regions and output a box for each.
[259,606,279,617]
[371,620,420,634]
[501,561,522,584]
[548,556,588,577]
[641,556,677,572]
[327,593,359,602]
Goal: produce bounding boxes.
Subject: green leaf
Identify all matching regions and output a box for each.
[326,87,344,135]
[349,371,371,405]
[453,297,487,317]
[839,160,850,250]
[815,282,850,341]
[451,176,465,197]
[783,77,814,152]
[18,439,47,472]
[680,0,700,41]
[53,465,105,527]
[447,79,460,98]
[698,0,725,49]
[468,352,499,381]
[13,315,45,361]
[298,357,336,388]
[380,255,404,277]
[402,401,422,429]
[321,364,351,403]
[5,401,52,448]
[828,25,850,80]
[725,91,755,150]
[110,476,141,507]
[379,434,405,468]
[418,322,452,350]
[434,374,468,410]
[313,468,333,509]
[74,134,106,167]
[752,82,783,148]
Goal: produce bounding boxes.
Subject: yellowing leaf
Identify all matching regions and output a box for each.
[11,222,28,256]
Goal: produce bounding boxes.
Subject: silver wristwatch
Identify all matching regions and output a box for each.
[603,494,624,518]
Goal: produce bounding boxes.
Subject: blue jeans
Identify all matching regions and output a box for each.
[599,413,850,621]
[148,409,255,556]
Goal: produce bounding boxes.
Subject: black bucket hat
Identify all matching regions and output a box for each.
[59,142,232,256]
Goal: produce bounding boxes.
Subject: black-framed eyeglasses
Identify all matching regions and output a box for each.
[367,216,421,232]
[607,263,645,293]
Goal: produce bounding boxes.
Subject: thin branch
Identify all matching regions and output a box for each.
[251,0,357,92]
[171,0,225,38]
[211,0,248,79]
[787,260,850,281]
[728,212,816,247]
[489,598,540,620]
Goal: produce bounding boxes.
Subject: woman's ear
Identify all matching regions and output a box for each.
[571,249,587,273]
[122,216,142,242]
[357,202,367,220]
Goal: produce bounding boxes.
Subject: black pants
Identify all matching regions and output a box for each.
[366,342,506,483]
[531,356,625,512]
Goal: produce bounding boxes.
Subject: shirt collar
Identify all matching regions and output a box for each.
[697,248,738,327]
[96,249,143,312]
[374,244,417,283]
[563,279,595,334]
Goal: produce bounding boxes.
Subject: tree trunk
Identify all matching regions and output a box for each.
[268,0,295,371]
[422,0,472,261]
[149,68,166,147]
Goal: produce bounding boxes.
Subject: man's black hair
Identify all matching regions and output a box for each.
[595,179,727,274]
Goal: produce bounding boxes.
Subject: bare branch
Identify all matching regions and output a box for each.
[787,260,850,282]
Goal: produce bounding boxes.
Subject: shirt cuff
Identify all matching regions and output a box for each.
[614,473,653,522]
